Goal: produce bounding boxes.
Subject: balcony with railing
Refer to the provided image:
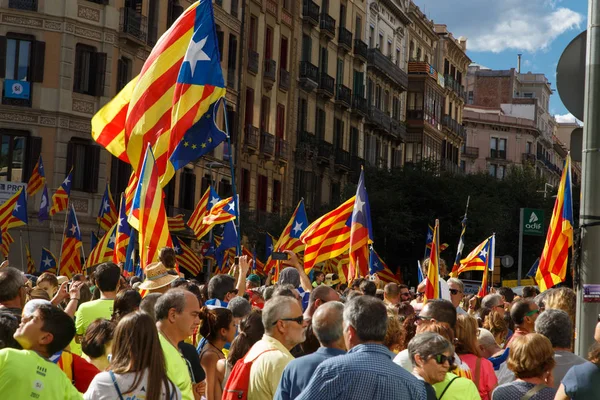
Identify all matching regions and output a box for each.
[119,8,148,44]
[406,108,424,121]
[522,152,536,164]
[338,27,353,52]
[354,39,368,62]
[444,74,467,101]
[318,73,335,98]
[334,148,351,171]
[319,13,336,39]
[245,125,260,151]
[260,132,275,156]
[441,115,466,139]
[351,94,368,117]
[462,146,480,158]
[335,84,352,108]
[298,130,316,147]
[302,0,320,26]
[390,120,407,140]
[8,0,37,11]
[367,48,408,90]
[247,50,259,74]
[317,140,333,164]
[279,68,290,91]
[264,59,276,88]
[276,138,289,161]
[299,61,319,91]
[367,105,392,133]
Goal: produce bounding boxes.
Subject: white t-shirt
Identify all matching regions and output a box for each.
[84,369,182,400]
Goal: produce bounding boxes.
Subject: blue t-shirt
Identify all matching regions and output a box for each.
[562,361,600,399]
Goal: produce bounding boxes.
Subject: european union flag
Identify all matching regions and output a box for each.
[39,247,57,273]
[38,184,50,222]
[170,99,228,170]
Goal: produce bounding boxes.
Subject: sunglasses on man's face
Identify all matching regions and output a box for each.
[416,292,425,297]
[273,315,304,326]
[432,354,455,366]
[525,309,540,317]
[449,289,462,295]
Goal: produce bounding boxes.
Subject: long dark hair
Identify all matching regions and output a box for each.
[112,289,142,322]
[227,310,264,368]
[199,306,233,342]
[109,312,173,400]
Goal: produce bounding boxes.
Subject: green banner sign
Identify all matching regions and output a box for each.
[522,208,545,236]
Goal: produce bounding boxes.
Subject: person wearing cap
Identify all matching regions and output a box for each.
[246,274,261,289]
[138,262,179,294]
[278,251,313,311]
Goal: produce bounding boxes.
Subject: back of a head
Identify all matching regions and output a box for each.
[159,247,177,269]
[477,328,498,349]
[510,299,533,325]
[455,314,480,356]
[155,289,187,321]
[262,286,275,301]
[227,310,264,368]
[544,287,576,320]
[481,293,502,309]
[359,280,377,297]
[343,296,388,343]
[227,296,252,319]
[497,287,515,303]
[422,299,458,329]
[0,267,24,302]
[36,305,76,355]
[199,306,233,341]
[140,293,162,321]
[308,285,336,307]
[207,274,236,301]
[113,289,142,322]
[522,286,538,299]
[351,278,364,290]
[384,283,399,298]
[279,267,300,288]
[262,295,300,333]
[507,333,555,379]
[534,309,572,349]
[312,301,344,346]
[94,262,122,293]
[483,310,507,338]
[82,318,115,359]
[0,312,20,349]
[416,321,455,343]
[272,284,298,299]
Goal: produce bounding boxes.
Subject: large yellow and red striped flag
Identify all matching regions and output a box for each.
[59,204,82,278]
[198,196,236,238]
[128,145,172,268]
[187,187,212,238]
[300,196,356,273]
[0,231,14,258]
[85,224,116,268]
[265,200,308,273]
[0,190,21,231]
[424,219,440,304]
[453,237,490,276]
[171,235,202,276]
[50,169,73,216]
[536,154,574,292]
[26,155,45,197]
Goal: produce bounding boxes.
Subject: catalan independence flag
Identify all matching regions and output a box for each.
[424,225,449,259]
[97,184,118,232]
[349,169,374,279]
[113,195,131,264]
[188,187,213,239]
[50,169,73,216]
[123,229,138,277]
[168,214,187,232]
[477,234,495,297]
[0,190,21,231]
[5,188,27,230]
[369,247,399,284]
[128,145,172,268]
[0,231,13,257]
[265,200,308,273]
[456,236,493,275]
[536,154,573,292]
[200,196,236,233]
[26,155,45,197]
[449,215,468,278]
[85,224,116,268]
[172,235,202,275]
[300,196,356,273]
[39,247,57,273]
[26,244,36,274]
[59,204,82,278]
[424,219,440,304]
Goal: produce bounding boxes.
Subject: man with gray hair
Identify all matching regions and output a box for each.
[481,293,505,316]
[296,296,427,400]
[0,267,29,321]
[535,309,586,388]
[275,302,346,400]
[477,328,514,385]
[241,295,306,400]
[447,277,467,315]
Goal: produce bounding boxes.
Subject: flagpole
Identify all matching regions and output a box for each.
[58,199,70,269]
[222,99,241,256]
[19,231,24,272]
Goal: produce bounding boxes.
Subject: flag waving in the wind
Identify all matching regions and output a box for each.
[349,169,373,279]
[27,155,45,197]
[38,184,51,222]
[50,169,73,216]
[188,187,215,239]
[369,247,399,284]
[200,196,236,238]
[59,204,82,278]
[6,188,27,230]
[26,244,35,274]
[168,214,187,232]
[450,215,468,278]
[265,233,274,260]
[477,234,496,297]
[113,195,132,264]
[0,190,21,230]
[455,236,493,276]
[85,224,116,268]
[536,154,574,292]
[215,221,237,268]
[123,229,138,277]
[265,200,308,273]
[424,219,440,304]
[171,235,203,276]
[97,184,117,232]
[39,247,57,273]
[424,225,449,259]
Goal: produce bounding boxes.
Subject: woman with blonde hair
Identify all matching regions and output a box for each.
[384,312,405,354]
[483,310,509,347]
[491,333,556,399]
[455,315,497,400]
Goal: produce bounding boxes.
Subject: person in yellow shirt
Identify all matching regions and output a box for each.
[0,303,82,399]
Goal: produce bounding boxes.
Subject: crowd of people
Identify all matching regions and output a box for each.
[0,247,599,400]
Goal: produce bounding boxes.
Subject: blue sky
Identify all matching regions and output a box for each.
[414,0,587,123]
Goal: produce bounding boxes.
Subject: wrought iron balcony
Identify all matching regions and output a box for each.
[335,84,352,108]
[318,73,335,98]
[247,50,259,74]
[276,138,288,161]
[319,13,336,39]
[279,68,290,91]
[298,130,316,146]
[354,39,368,62]
[317,140,333,164]
[338,27,353,52]
[119,8,148,43]
[444,74,467,102]
[264,59,276,87]
[245,125,259,150]
[462,146,480,158]
[351,94,368,117]
[260,132,275,156]
[299,61,319,91]
[334,148,351,171]
[8,0,37,11]
[367,105,392,133]
[442,115,466,139]
[367,48,408,90]
[302,0,320,26]
[440,158,463,175]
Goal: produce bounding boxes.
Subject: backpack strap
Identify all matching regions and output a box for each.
[244,348,277,363]
[520,383,547,400]
[109,371,125,400]
[438,376,460,400]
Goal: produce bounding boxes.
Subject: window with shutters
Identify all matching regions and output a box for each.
[1,34,45,107]
[301,35,311,62]
[147,0,159,46]
[249,16,258,52]
[164,177,176,209]
[315,107,326,140]
[0,130,40,183]
[116,57,132,92]
[73,44,106,96]
[265,26,273,61]
[297,97,308,133]
[110,156,131,203]
[66,138,100,193]
[350,127,359,157]
[260,96,270,132]
[179,167,196,210]
[334,118,344,149]
[231,0,239,17]
[219,178,232,198]
[280,36,288,70]
[276,104,285,139]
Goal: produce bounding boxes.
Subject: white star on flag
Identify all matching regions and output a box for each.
[103,200,110,211]
[293,221,303,234]
[69,224,78,235]
[174,245,181,253]
[119,217,124,227]
[14,203,20,212]
[353,195,365,216]
[109,235,116,245]
[64,176,70,185]
[228,202,235,212]
[210,197,219,207]
[183,33,211,79]
[480,248,488,259]
[42,257,52,268]
[268,244,274,252]
[427,232,433,241]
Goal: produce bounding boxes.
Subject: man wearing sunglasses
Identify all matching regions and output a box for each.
[506,299,540,347]
[447,278,467,315]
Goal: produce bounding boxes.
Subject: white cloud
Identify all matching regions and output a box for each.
[555,113,582,125]
[415,0,583,53]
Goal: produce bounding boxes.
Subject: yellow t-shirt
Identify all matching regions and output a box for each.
[0,348,82,399]
[247,335,294,400]
[433,372,481,400]
[73,299,114,356]
[159,333,194,400]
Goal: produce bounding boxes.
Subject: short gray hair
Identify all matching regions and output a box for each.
[482,294,502,309]
[447,278,464,292]
[313,301,344,345]
[477,328,498,349]
[343,296,388,342]
[0,267,24,302]
[228,296,252,319]
[408,332,454,365]
[155,289,187,321]
[262,296,299,333]
[279,267,300,288]
[535,309,572,349]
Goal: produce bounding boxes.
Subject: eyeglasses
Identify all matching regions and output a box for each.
[415,315,434,323]
[274,316,304,326]
[449,289,463,295]
[432,354,455,366]
[525,309,540,317]
[494,304,505,310]
[416,292,425,297]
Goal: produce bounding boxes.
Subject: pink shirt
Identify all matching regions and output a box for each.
[459,353,498,400]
